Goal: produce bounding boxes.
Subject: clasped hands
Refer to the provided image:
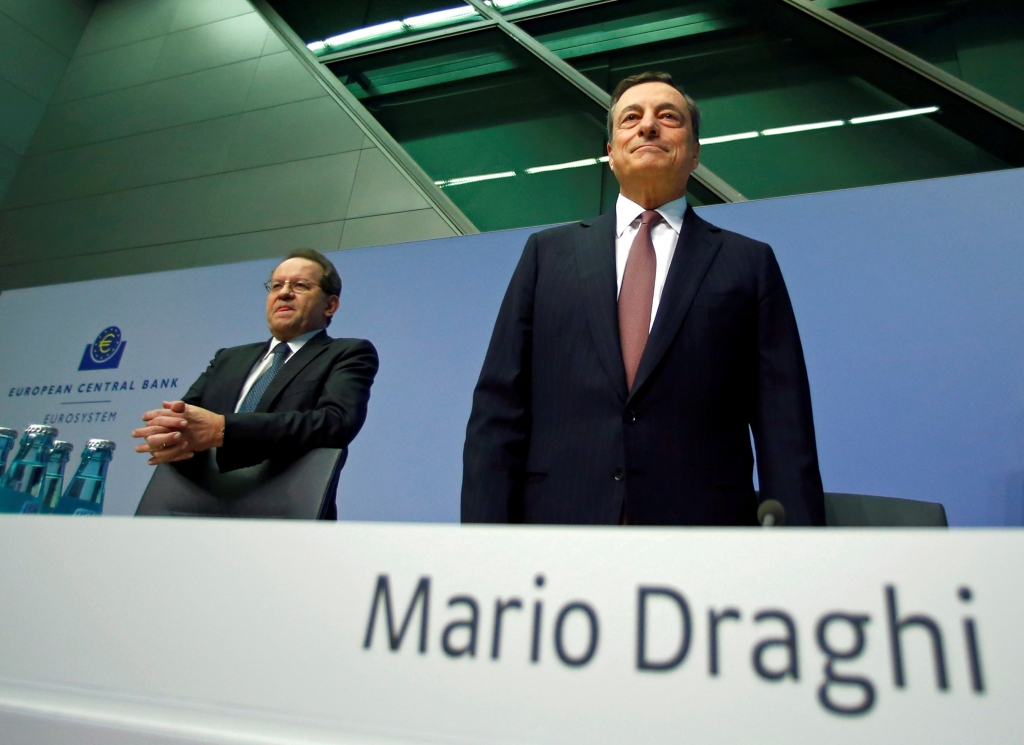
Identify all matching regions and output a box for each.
[131,400,225,465]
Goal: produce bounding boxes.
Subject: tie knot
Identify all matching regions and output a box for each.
[640,210,662,228]
[273,343,291,362]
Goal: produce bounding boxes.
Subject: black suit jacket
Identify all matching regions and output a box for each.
[182,330,379,474]
[462,206,824,525]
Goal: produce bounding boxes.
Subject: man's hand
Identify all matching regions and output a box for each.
[131,400,225,466]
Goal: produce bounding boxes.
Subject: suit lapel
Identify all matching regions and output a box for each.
[256,330,331,412]
[574,211,628,402]
[627,206,722,404]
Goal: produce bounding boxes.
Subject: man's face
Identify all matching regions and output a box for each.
[607,82,700,200]
[265,258,339,341]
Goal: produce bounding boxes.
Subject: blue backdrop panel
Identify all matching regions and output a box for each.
[326,229,527,522]
[1,168,1022,525]
[699,168,1024,527]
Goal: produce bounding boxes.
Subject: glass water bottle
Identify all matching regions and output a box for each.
[0,427,16,480]
[56,439,115,516]
[0,424,57,513]
[41,440,73,513]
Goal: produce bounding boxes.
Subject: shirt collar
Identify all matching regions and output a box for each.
[267,328,322,356]
[615,192,688,238]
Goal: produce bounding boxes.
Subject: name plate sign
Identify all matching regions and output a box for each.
[0,518,1020,743]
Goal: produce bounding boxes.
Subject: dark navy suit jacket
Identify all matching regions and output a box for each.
[182,330,378,475]
[462,206,824,525]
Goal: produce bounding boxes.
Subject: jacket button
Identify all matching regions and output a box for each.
[612,467,625,481]
[625,409,637,423]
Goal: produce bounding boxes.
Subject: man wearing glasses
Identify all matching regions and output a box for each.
[131,249,378,517]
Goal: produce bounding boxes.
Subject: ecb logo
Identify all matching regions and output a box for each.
[78,326,127,371]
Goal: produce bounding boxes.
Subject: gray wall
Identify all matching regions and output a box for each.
[0,0,94,205]
[0,0,460,290]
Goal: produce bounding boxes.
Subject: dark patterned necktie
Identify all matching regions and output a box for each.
[238,343,291,413]
[619,210,662,391]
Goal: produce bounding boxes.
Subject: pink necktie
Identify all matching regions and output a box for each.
[619,210,662,391]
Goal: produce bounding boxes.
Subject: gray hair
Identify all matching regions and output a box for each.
[607,71,701,143]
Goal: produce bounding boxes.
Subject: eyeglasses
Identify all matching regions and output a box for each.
[264,279,321,294]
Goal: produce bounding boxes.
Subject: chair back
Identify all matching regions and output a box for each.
[135,448,346,519]
[824,491,948,527]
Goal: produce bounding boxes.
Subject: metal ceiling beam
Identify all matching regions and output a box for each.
[251,0,479,235]
[310,0,619,64]
[317,20,497,64]
[504,0,621,24]
[464,0,747,203]
[466,0,614,108]
[759,0,1024,167]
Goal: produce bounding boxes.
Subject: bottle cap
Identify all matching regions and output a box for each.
[0,428,17,438]
[50,441,74,455]
[86,439,116,452]
[26,424,57,436]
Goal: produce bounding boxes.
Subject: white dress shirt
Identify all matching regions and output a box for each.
[233,329,322,412]
[615,193,688,331]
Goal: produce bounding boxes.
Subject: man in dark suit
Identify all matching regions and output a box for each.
[462,72,824,526]
[131,249,378,516]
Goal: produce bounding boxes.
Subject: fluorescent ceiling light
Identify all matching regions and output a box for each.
[430,104,940,189]
[762,120,845,136]
[322,21,405,50]
[526,158,602,174]
[850,106,939,124]
[441,171,517,187]
[701,131,759,145]
[310,5,480,52]
[403,5,478,30]
[440,156,607,186]
[307,5,479,53]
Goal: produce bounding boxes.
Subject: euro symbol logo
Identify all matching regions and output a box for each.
[78,326,126,371]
